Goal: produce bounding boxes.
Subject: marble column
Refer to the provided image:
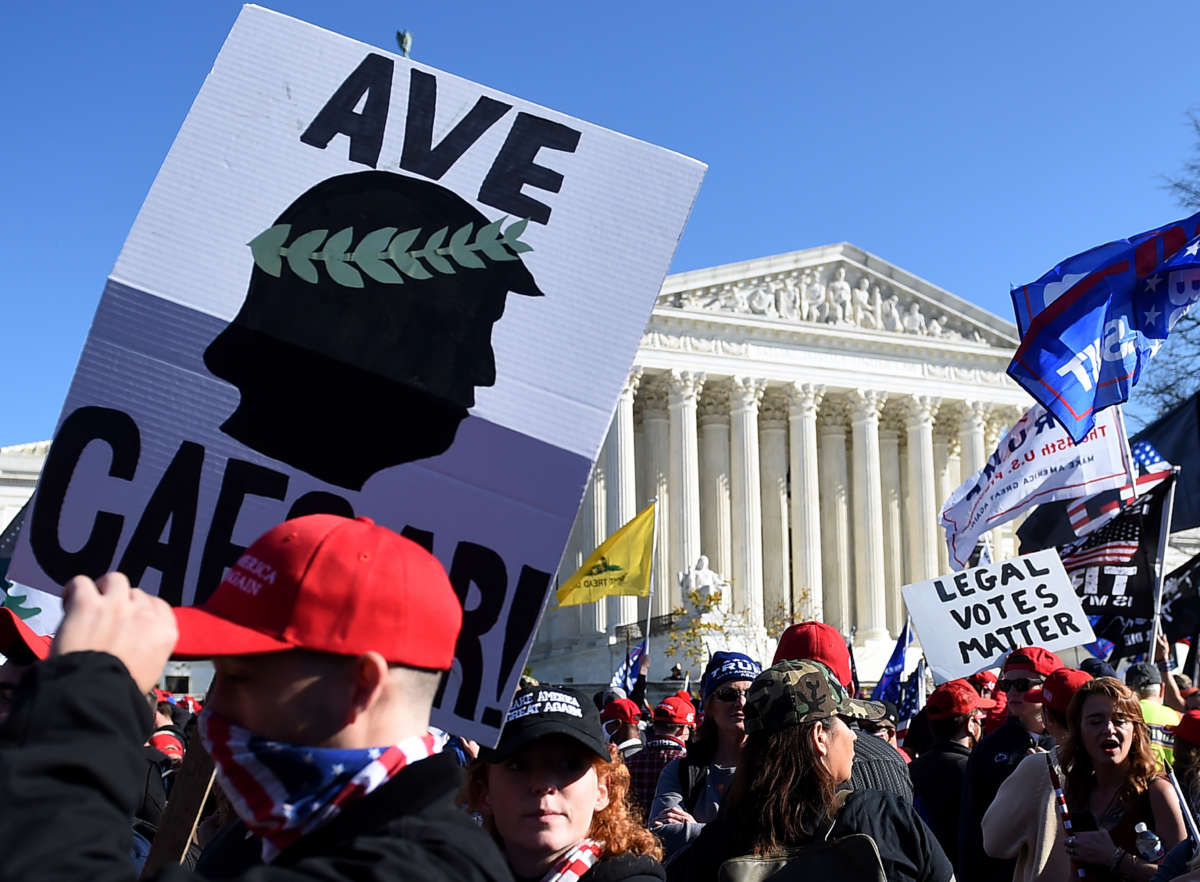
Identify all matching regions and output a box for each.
[879,416,904,635]
[850,390,889,643]
[605,369,642,628]
[903,396,941,583]
[788,383,824,621]
[606,369,642,530]
[668,370,706,610]
[933,436,954,576]
[639,377,672,619]
[759,389,790,629]
[730,376,766,627]
[818,399,852,636]
[960,400,990,478]
[698,382,733,583]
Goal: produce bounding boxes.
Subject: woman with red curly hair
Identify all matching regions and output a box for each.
[1060,677,1185,881]
[464,685,663,882]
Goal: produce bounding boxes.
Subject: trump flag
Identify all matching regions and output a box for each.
[1007,212,1200,442]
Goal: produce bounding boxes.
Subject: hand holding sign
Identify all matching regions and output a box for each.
[903,550,1094,682]
[52,572,177,694]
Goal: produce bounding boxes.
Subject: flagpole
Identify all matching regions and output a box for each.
[643,498,658,648]
[1148,469,1180,655]
[1115,405,1140,501]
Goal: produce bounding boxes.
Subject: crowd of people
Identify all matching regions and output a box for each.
[1,513,1200,882]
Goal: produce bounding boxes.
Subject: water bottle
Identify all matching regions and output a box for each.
[1135,822,1164,861]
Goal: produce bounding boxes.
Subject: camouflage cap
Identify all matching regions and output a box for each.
[744,659,886,735]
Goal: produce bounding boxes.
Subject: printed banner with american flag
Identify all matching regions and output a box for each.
[1057,475,1173,618]
[1066,438,1173,536]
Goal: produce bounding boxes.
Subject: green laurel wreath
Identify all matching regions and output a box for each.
[247,217,533,288]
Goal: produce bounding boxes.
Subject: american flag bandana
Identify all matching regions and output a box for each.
[198,710,439,861]
[540,838,604,882]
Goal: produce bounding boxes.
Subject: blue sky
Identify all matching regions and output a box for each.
[3,2,1197,444]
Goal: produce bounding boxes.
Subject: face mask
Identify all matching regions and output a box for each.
[198,709,438,861]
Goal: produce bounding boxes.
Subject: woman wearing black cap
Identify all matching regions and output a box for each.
[464,685,664,882]
[666,660,951,882]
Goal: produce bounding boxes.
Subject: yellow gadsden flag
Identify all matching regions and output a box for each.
[556,502,656,608]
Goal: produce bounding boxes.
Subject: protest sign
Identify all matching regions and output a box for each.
[941,403,1128,569]
[7,8,706,744]
[903,550,1095,682]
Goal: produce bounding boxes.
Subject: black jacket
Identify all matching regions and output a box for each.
[849,727,913,799]
[0,652,513,882]
[908,740,970,867]
[666,789,951,882]
[581,854,665,882]
[956,717,1052,882]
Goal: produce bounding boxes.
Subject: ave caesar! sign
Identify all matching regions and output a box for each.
[8,7,706,744]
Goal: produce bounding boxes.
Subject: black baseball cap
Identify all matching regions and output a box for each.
[1126,662,1162,688]
[481,685,610,762]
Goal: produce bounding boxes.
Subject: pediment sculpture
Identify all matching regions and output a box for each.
[660,263,994,344]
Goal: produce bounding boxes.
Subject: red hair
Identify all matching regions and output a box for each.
[463,743,662,861]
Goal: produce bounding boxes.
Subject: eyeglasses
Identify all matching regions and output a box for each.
[713,686,750,702]
[997,677,1042,693]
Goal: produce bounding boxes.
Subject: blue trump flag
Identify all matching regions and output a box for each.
[872,621,912,704]
[1007,212,1200,442]
[610,639,646,694]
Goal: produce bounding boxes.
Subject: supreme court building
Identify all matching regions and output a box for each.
[529,242,1029,683]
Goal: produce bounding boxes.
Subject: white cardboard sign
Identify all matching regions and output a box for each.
[902,550,1095,682]
[9,6,706,744]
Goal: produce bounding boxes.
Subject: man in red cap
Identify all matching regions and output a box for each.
[958,646,1063,882]
[982,667,1092,882]
[909,679,997,866]
[0,514,511,882]
[600,697,644,760]
[625,695,694,816]
[773,621,912,798]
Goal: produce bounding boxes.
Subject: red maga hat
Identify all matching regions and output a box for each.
[600,697,641,724]
[1026,667,1092,714]
[1168,710,1200,747]
[1002,646,1064,678]
[172,515,462,669]
[655,695,696,726]
[926,679,998,720]
[773,622,851,688]
[0,607,51,664]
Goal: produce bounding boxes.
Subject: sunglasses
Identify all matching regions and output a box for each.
[862,721,896,735]
[997,677,1042,693]
[713,686,750,702]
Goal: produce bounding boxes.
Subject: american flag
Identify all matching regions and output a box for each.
[896,659,926,735]
[1059,511,1141,569]
[1067,441,1172,536]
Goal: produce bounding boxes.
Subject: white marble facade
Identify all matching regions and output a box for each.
[530,243,1030,684]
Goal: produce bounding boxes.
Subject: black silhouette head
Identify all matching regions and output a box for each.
[203,171,542,489]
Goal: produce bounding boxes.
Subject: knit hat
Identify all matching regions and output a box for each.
[702,651,762,700]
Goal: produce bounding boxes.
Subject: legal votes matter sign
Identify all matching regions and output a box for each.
[903,550,1094,682]
[8,7,706,743]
